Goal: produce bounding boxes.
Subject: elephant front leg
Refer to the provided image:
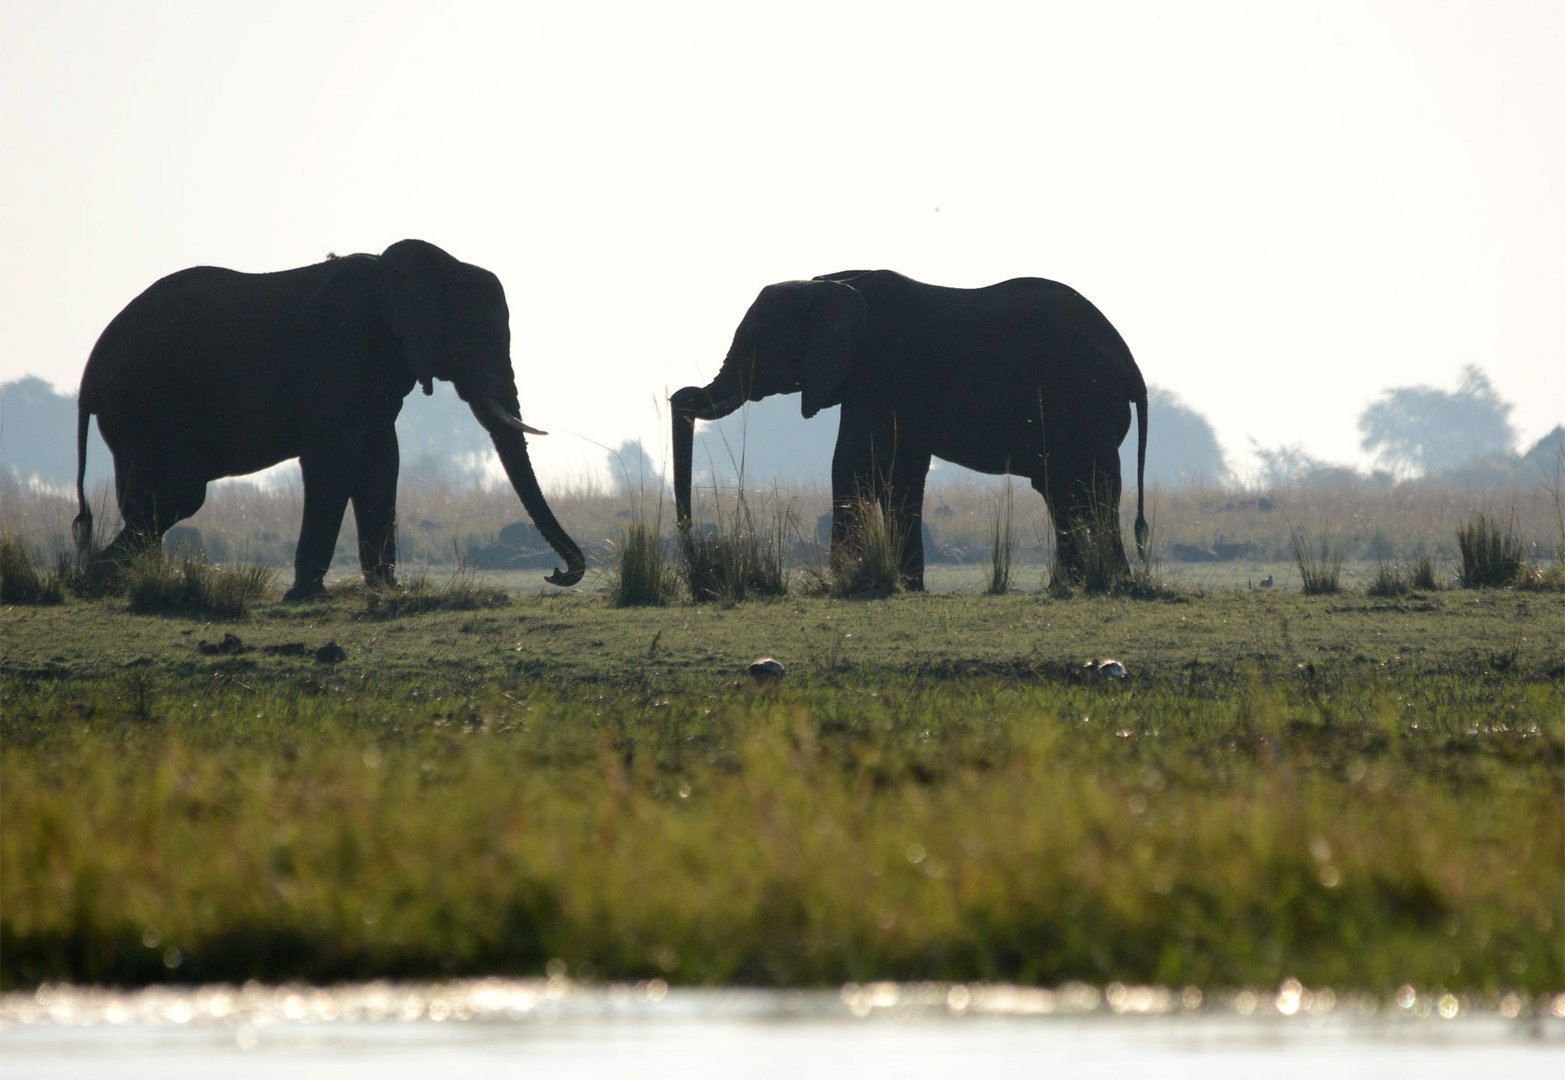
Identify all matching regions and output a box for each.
[1031,469,1074,586]
[828,419,931,591]
[287,453,355,601]
[351,422,400,588]
[827,433,864,576]
[889,455,931,591]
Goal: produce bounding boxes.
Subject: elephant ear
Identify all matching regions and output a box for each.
[799,280,866,419]
[377,239,449,393]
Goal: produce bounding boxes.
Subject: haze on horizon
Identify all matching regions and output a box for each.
[2,1,1560,489]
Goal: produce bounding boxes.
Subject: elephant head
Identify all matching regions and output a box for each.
[670,278,866,527]
[378,240,585,586]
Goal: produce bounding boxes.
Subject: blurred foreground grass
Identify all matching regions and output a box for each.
[2,587,1561,994]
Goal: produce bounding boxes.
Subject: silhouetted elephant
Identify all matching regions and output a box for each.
[73,239,585,599]
[671,270,1148,588]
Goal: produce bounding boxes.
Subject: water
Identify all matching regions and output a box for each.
[2,979,1560,1079]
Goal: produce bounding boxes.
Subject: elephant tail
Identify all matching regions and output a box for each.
[1133,383,1148,560]
[71,398,93,555]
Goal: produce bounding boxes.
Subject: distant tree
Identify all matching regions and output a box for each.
[0,376,113,489]
[1119,386,1227,487]
[1250,441,1334,487]
[1358,365,1517,477]
[1418,424,1565,490]
[609,439,665,497]
[1247,440,1397,490]
[1522,426,1564,480]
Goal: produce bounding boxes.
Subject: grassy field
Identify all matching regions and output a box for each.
[3,564,1561,996]
[3,476,1562,996]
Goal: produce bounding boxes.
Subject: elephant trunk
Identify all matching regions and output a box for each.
[472,398,586,587]
[672,408,696,530]
[669,384,743,529]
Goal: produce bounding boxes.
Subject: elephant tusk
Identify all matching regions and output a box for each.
[485,398,547,436]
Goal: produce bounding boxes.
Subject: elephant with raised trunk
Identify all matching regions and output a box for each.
[74,239,585,599]
[671,270,1148,589]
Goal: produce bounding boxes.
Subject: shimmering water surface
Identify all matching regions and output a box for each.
[2,979,1561,1079]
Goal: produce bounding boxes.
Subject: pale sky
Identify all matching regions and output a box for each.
[3,0,1561,488]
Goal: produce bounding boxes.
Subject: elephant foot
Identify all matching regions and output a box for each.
[283,579,328,602]
[363,568,397,589]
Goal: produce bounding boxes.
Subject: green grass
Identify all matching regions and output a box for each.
[2,587,1561,994]
[357,565,514,617]
[1291,521,1344,596]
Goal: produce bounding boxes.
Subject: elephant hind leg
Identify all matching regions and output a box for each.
[1033,454,1129,587]
[105,457,209,563]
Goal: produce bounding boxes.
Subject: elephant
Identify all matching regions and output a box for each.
[670,270,1147,589]
[72,239,585,599]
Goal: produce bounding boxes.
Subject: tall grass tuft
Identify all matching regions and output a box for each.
[678,490,790,604]
[1456,511,1526,588]
[0,535,65,605]
[819,492,903,599]
[1052,494,1131,596]
[610,517,678,607]
[1371,548,1446,596]
[123,549,277,616]
[1409,552,1441,591]
[984,479,1016,595]
[1290,521,1342,595]
[1365,556,1409,598]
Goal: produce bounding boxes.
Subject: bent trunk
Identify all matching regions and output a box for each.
[472,401,585,587]
[669,384,744,529]
[672,410,696,529]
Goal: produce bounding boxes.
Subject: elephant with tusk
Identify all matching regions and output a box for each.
[73,239,585,599]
